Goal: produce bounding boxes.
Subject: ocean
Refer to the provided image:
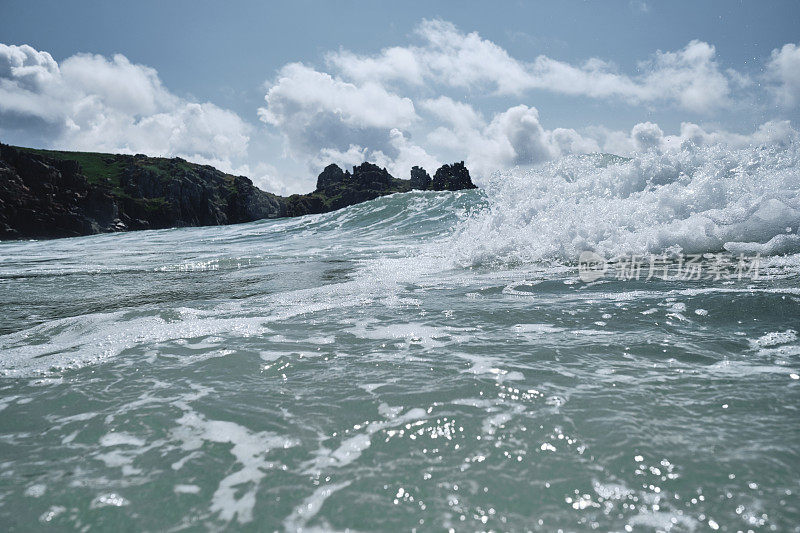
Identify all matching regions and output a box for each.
[1,143,799,531]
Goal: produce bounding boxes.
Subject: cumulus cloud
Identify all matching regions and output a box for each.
[631,122,665,151]
[766,43,800,107]
[2,24,797,195]
[0,43,251,172]
[424,101,602,178]
[419,96,485,131]
[256,19,800,187]
[257,62,417,160]
[635,40,732,112]
[310,129,441,182]
[325,46,425,87]
[326,20,735,113]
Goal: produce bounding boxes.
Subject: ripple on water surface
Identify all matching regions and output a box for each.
[1,146,800,529]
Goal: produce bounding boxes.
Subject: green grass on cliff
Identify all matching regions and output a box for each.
[14,147,209,205]
[17,147,199,187]
[18,147,127,189]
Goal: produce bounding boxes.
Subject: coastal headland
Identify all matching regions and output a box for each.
[0,144,476,240]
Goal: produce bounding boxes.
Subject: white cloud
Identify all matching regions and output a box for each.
[261,50,796,188]
[425,101,601,180]
[0,44,60,92]
[549,128,601,155]
[484,105,555,166]
[667,120,796,150]
[0,43,251,171]
[766,43,800,107]
[420,96,485,131]
[3,25,797,197]
[412,20,535,95]
[260,20,795,187]
[309,129,440,182]
[382,128,441,179]
[325,20,736,113]
[325,46,425,86]
[637,40,732,112]
[61,52,176,116]
[257,62,418,163]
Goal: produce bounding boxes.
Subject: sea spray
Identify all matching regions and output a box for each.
[0,144,798,531]
[446,139,800,267]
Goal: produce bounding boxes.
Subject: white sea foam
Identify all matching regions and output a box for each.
[174,484,201,494]
[282,481,352,532]
[90,492,129,508]
[445,141,800,266]
[24,484,46,498]
[459,353,524,382]
[750,329,798,348]
[0,309,269,377]
[303,407,428,475]
[514,323,566,334]
[99,432,146,447]
[172,410,297,524]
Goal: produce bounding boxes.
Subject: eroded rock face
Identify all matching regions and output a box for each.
[0,144,285,239]
[285,162,409,216]
[316,164,346,190]
[0,145,117,239]
[410,166,432,190]
[431,161,477,191]
[0,142,479,240]
[350,162,393,189]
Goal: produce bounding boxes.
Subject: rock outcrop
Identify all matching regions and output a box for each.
[0,143,479,240]
[431,161,477,191]
[283,162,412,217]
[0,145,118,239]
[0,144,284,239]
[409,166,432,190]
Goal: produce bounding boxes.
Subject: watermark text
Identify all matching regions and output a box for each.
[578,251,761,282]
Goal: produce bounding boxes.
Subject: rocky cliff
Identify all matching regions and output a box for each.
[0,144,285,239]
[0,143,477,240]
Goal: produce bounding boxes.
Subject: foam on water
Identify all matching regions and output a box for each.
[0,309,270,377]
[302,406,429,475]
[1,138,799,530]
[444,140,800,266]
[171,398,299,524]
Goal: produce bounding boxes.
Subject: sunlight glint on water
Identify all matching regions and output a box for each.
[1,144,799,531]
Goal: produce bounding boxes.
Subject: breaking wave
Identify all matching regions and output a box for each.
[447,138,800,266]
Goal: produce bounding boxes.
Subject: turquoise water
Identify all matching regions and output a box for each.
[1,147,799,531]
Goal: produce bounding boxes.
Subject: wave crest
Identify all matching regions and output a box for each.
[447,140,800,266]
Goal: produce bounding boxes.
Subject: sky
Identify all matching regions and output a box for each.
[1,0,799,193]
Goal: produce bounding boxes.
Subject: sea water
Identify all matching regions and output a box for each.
[0,142,798,531]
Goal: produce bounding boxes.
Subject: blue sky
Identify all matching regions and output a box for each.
[1,1,798,192]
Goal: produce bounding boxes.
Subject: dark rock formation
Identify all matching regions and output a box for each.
[431,161,477,191]
[116,159,283,228]
[0,142,479,240]
[409,163,476,192]
[0,146,114,239]
[409,166,432,190]
[0,144,284,239]
[316,163,346,190]
[285,162,412,217]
